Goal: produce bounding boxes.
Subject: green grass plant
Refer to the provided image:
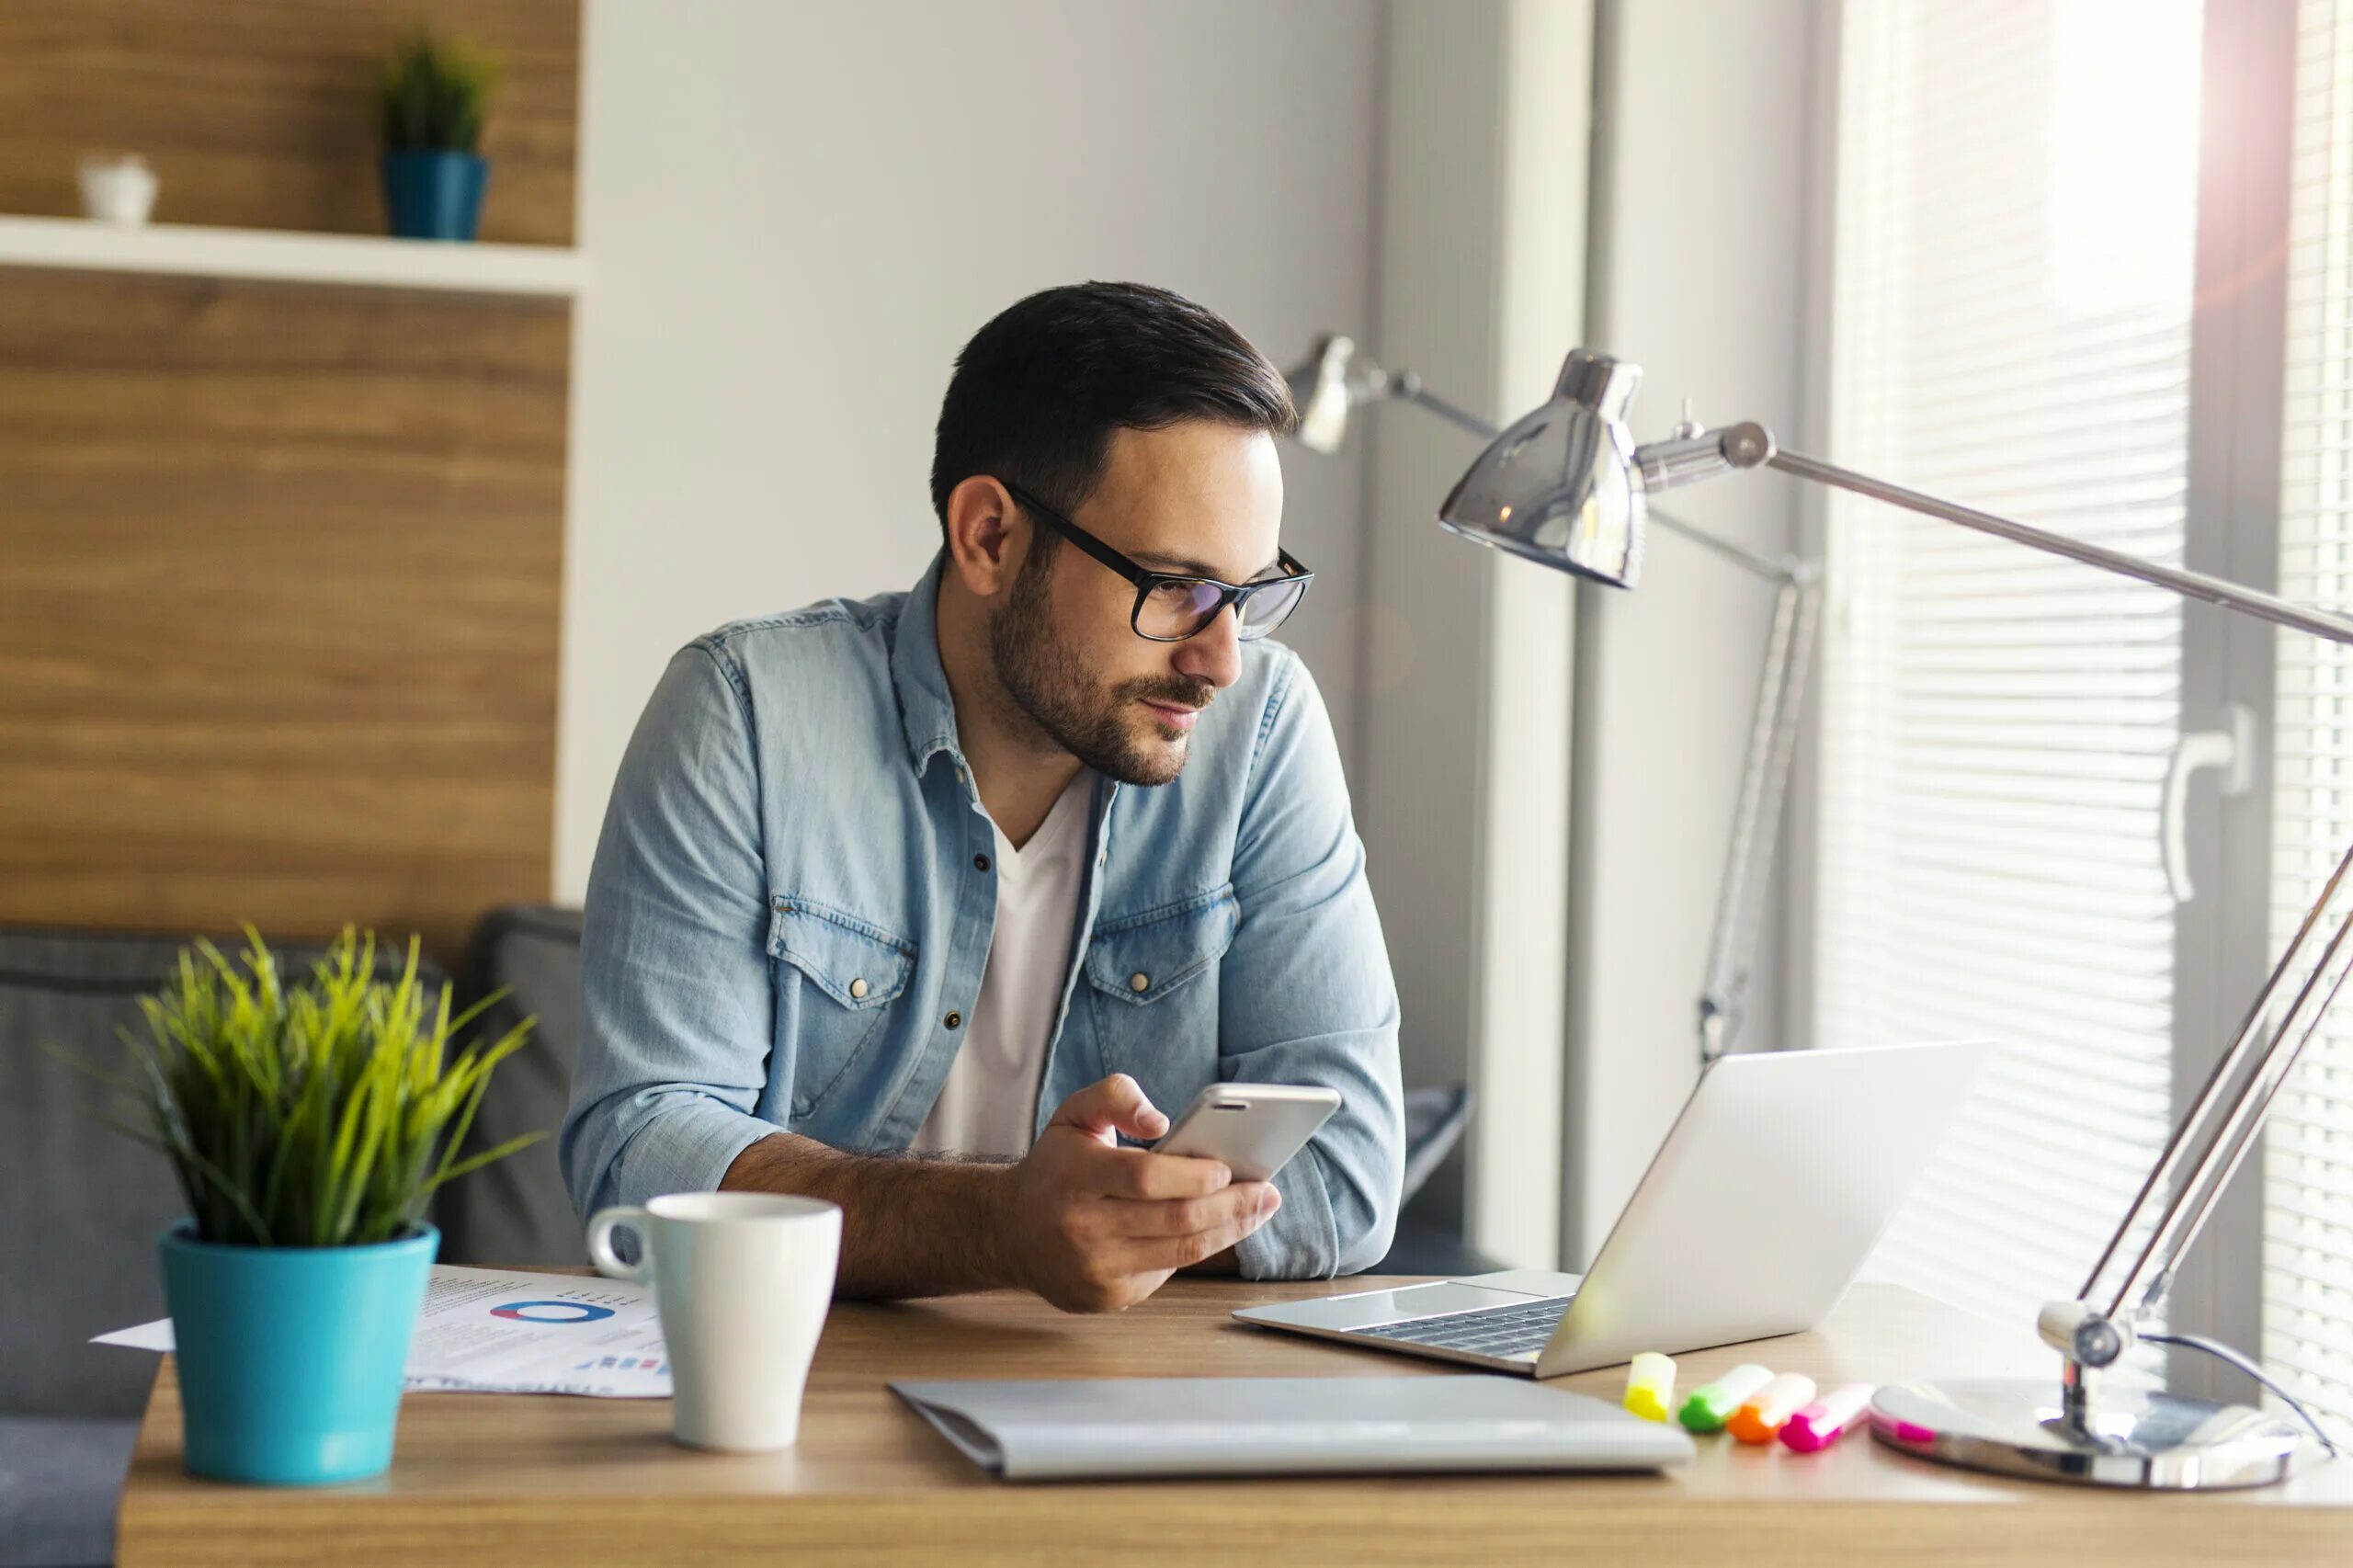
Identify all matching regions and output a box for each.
[80,927,538,1249]
[380,30,500,155]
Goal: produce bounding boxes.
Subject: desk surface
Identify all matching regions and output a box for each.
[118,1276,2353,1566]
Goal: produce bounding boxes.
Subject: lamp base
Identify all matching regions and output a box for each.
[1869,1379,2318,1490]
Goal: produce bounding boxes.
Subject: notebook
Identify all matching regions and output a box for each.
[890,1375,1694,1481]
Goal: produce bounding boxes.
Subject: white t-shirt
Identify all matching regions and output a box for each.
[909,770,1094,1160]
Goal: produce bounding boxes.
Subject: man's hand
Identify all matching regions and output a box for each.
[990,1074,1279,1312]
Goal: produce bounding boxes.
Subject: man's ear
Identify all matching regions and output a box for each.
[942,475,1029,600]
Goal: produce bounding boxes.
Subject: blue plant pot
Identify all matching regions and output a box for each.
[159,1221,437,1485]
[380,151,489,241]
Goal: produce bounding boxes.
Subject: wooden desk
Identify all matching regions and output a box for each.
[117,1277,2353,1566]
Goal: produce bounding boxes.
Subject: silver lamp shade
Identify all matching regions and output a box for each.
[1438,348,1646,589]
[1286,334,1358,456]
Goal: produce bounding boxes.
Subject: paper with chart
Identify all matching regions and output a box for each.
[94,1264,674,1399]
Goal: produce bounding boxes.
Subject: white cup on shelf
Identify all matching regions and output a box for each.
[77,153,158,226]
[587,1191,842,1452]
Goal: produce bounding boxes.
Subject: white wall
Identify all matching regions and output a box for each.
[1562,0,1817,1263]
[557,0,1384,897]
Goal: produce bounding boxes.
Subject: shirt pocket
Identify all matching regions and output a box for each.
[1082,884,1238,1085]
[767,894,916,1118]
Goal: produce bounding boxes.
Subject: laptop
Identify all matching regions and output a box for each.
[1234,1039,1989,1377]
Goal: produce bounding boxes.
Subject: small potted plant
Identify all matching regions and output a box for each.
[378,29,500,240]
[95,928,536,1484]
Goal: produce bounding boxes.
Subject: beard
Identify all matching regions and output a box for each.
[988,547,1212,787]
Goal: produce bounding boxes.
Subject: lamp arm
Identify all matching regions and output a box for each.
[1654,417,2353,1359]
[1696,569,1823,1066]
[1765,445,2353,647]
[1642,420,2353,644]
[1390,378,1506,445]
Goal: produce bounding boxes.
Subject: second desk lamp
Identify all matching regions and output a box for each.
[1283,334,1819,1065]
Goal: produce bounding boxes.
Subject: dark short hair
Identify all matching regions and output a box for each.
[930,282,1294,535]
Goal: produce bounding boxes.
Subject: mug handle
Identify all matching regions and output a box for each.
[586,1205,654,1283]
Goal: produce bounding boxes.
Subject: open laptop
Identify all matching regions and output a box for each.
[1235,1039,1989,1377]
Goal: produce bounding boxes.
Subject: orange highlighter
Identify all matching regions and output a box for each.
[1727,1372,1817,1444]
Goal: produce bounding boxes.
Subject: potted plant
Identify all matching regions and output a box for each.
[378,29,500,240]
[94,928,536,1484]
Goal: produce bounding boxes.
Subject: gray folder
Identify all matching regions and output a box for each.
[890,1375,1695,1481]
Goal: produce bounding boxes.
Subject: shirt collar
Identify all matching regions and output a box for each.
[893,551,965,773]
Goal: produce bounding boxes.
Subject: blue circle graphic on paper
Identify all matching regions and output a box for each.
[489,1300,615,1324]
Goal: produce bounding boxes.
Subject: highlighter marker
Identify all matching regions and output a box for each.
[1677,1362,1774,1433]
[1623,1352,1677,1422]
[1727,1371,1817,1444]
[1781,1382,1876,1453]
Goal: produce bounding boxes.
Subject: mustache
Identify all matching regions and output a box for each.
[1123,678,1215,712]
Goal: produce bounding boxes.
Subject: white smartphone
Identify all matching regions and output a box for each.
[1151,1083,1341,1183]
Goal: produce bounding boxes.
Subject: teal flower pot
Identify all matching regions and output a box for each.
[159,1221,437,1485]
[380,151,489,240]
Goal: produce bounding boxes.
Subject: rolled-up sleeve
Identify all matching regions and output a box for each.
[1222,653,1405,1279]
[560,643,780,1220]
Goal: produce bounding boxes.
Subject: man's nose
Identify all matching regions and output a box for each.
[1173,604,1244,690]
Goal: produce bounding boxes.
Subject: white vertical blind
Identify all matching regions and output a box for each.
[1819,0,2201,1328]
[2265,0,2353,1434]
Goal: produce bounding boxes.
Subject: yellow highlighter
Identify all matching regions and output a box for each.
[1623,1352,1677,1422]
[1728,1371,1818,1444]
[1678,1363,1775,1433]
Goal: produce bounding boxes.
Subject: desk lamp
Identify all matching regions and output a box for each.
[1284,334,1819,1063]
[1440,346,2349,1490]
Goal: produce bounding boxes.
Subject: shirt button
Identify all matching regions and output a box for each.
[849,977,869,999]
[974,853,991,872]
[955,767,968,784]
[945,1010,963,1029]
[1130,972,1150,993]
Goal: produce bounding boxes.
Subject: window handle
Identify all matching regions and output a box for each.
[2162,702,2257,903]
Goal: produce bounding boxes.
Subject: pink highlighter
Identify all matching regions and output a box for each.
[1780,1382,1876,1452]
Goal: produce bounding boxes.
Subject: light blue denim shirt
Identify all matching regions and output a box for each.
[561,555,1404,1279]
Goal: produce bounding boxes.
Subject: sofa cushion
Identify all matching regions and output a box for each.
[436,906,587,1267]
[0,1415,138,1568]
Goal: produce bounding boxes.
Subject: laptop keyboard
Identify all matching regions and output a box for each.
[1355,1296,1574,1358]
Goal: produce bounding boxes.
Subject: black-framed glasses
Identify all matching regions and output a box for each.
[999,479,1313,643]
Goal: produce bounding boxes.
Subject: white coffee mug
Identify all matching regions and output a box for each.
[587,1192,842,1452]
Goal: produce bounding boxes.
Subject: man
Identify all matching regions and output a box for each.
[561,281,1402,1312]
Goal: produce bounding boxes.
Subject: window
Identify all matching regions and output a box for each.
[1815,0,2204,1330]
[1815,0,2353,1429]
[2266,0,2353,1430]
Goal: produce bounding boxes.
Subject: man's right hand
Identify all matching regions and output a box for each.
[991,1074,1280,1312]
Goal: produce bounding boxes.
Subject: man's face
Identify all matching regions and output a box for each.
[989,422,1285,786]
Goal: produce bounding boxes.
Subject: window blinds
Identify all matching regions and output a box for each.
[1819,0,2201,1328]
[2265,0,2353,1434]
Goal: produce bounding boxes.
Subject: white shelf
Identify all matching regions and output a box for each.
[0,214,585,298]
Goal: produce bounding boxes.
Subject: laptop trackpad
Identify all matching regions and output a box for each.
[1252,1280,1550,1334]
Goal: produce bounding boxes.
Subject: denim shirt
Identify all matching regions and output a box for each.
[560,556,1404,1279]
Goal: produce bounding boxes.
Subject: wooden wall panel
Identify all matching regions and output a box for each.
[0,271,568,960]
[0,1,576,244]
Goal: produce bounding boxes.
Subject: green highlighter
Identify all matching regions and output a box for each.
[1678,1363,1775,1433]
